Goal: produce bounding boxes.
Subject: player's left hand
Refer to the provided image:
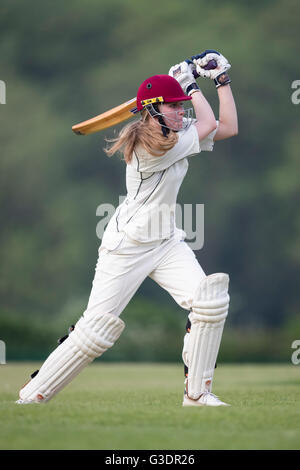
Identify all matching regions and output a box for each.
[192,50,231,87]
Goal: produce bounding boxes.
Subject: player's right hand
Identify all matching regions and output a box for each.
[192,50,231,80]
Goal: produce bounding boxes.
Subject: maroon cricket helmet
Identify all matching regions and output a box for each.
[136,74,191,112]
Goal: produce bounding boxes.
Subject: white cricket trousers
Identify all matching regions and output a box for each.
[85,234,206,318]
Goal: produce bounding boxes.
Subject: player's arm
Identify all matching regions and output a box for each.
[214,84,238,141]
[191,89,217,141]
[169,62,217,141]
[192,50,238,141]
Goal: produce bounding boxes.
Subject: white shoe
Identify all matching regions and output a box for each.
[183,391,230,407]
[15,398,36,405]
[16,391,46,404]
[16,369,45,404]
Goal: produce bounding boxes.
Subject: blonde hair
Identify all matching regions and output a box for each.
[104,110,178,164]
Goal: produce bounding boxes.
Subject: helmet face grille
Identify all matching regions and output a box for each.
[145,103,195,133]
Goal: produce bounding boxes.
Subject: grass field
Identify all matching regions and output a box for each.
[0,362,299,450]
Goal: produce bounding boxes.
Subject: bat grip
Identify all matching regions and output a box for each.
[189,58,218,79]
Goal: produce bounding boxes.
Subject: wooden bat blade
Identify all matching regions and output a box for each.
[72,97,137,135]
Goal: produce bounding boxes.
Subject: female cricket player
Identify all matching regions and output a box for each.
[17,50,238,406]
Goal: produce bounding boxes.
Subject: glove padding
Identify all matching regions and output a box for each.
[169,61,200,96]
[192,50,231,87]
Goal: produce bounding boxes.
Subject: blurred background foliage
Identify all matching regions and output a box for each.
[0,0,299,362]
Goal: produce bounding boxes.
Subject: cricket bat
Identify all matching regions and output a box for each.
[72,98,137,135]
[72,59,218,136]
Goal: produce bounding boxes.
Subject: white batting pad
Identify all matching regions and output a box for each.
[185,273,229,400]
[18,313,125,403]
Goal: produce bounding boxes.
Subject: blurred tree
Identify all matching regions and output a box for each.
[0,0,299,359]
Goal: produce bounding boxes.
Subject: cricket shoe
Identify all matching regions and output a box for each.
[183,391,230,407]
[16,392,45,405]
[16,398,36,404]
[16,393,46,405]
[15,369,44,404]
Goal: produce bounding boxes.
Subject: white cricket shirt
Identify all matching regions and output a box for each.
[102,123,217,249]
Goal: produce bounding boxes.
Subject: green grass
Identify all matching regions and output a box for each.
[0,362,299,450]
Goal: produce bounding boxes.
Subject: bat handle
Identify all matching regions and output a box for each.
[190,58,218,78]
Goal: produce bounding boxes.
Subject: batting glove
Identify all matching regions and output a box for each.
[192,50,231,88]
[169,61,200,96]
